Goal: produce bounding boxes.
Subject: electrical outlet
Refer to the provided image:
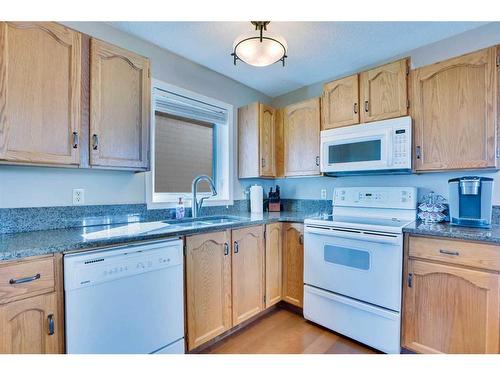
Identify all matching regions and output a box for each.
[73,188,85,205]
[321,189,327,200]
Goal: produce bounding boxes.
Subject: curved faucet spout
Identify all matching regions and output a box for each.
[191,175,217,218]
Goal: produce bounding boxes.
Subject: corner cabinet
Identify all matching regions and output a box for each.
[360,58,409,123]
[238,102,276,178]
[402,236,500,354]
[282,223,304,307]
[0,22,82,166]
[283,98,321,177]
[412,47,498,171]
[90,38,150,171]
[322,74,360,130]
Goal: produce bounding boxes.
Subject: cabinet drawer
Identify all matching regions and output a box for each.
[0,257,55,304]
[409,236,500,272]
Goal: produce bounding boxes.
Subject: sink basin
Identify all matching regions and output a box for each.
[165,216,248,229]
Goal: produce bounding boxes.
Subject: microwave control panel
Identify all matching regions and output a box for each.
[392,128,410,167]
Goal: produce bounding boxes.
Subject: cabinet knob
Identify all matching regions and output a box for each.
[224,243,229,256]
[92,134,99,151]
[47,314,55,336]
[364,100,369,113]
[234,241,239,254]
[416,146,421,159]
[315,156,320,167]
[353,103,358,114]
[299,234,304,245]
[407,273,413,288]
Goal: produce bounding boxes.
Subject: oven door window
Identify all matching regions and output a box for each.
[324,244,370,270]
[328,140,381,164]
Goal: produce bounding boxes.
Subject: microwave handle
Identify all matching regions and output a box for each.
[386,129,394,167]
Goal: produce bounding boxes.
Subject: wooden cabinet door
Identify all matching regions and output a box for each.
[403,259,500,354]
[232,226,265,325]
[284,98,321,176]
[90,38,150,170]
[0,22,82,166]
[282,223,304,307]
[185,230,232,350]
[259,103,276,177]
[265,223,282,308]
[412,47,497,171]
[0,292,60,353]
[322,74,360,130]
[360,58,408,123]
[238,103,259,178]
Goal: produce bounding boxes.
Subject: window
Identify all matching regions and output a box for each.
[147,80,233,208]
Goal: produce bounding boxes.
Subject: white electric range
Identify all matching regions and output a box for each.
[303,186,417,354]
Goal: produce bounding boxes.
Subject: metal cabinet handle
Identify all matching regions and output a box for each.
[261,158,266,168]
[72,131,79,149]
[9,273,41,285]
[224,243,229,256]
[47,314,55,336]
[353,103,358,114]
[364,100,369,113]
[407,273,413,288]
[416,146,421,160]
[315,156,320,167]
[234,241,239,254]
[299,234,304,245]
[439,249,460,256]
[92,134,99,150]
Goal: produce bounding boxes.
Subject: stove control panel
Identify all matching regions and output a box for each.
[333,187,417,209]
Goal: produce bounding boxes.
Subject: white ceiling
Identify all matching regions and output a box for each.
[109,22,487,97]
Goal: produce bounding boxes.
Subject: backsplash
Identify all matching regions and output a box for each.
[0,199,332,234]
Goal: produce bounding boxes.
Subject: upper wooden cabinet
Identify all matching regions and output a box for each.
[283,98,321,177]
[0,22,82,166]
[90,38,150,170]
[403,236,500,354]
[232,226,265,325]
[185,230,232,351]
[412,47,498,171]
[238,102,276,178]
[322,74,360,130]
[282,223,304,308]
[360,58,409,123]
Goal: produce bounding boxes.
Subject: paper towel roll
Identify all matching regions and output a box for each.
[250,185,263,213]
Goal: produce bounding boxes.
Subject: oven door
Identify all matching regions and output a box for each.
[304,225,403,312]
[321,127,392,173]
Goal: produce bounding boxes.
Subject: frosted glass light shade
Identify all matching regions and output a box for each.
[232,33,287,67]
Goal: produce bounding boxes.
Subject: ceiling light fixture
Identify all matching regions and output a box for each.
[231,21,287,67]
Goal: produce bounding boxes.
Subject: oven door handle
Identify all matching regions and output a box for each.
[305,226,401,245]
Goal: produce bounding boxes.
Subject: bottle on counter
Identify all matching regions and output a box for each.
[176,197,185,219]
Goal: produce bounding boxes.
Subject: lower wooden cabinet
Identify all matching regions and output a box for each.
[403,236,500,354]
[185,230,232,351]
[282,223,304,307]
[0,255,64,354]
[232,226,265,325]
[265,223,282,308]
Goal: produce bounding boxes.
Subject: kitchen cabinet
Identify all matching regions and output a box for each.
[238,102,277,178]
[232,226,265,325]
[282,223,304,307]
[322,74,360,129]
[412,47,498,171]
[360,58,408,123]
[283,98,321,177]
[265,223,282,308]
[402,236,500,354]
[0,22,82,166]
[274,108,285,177]
[90,38,150,170]
[0,255,64,354]
[185,230,232,351]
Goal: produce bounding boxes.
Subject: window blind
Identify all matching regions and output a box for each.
[154,88,228,124]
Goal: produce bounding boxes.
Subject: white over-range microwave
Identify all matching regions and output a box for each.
[320,116,412,176]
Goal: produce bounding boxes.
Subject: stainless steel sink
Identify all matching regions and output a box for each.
[165,216,248,229]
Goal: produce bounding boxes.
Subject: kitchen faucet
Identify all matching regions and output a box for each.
[191,175,217,218]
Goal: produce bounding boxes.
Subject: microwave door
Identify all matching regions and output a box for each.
[324,134,389,172]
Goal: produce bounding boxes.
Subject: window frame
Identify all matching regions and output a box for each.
[146,79,234,209]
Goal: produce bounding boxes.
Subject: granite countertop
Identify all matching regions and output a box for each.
[0,212,310,261]
[403,221,500,244]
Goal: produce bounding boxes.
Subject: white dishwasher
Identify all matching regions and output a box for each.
[64,238,185,354]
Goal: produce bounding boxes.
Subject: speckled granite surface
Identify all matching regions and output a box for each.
[403,221,500,244]
[0,212,314,261]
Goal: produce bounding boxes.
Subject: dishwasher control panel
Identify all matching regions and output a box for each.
[64,239,183,290]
